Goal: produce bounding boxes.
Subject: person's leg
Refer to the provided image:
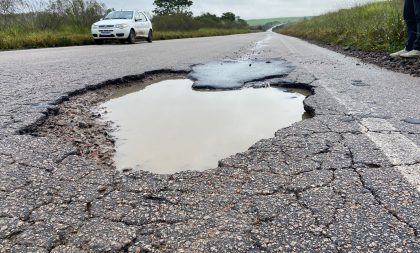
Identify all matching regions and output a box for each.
[404,0,416,51]
[400,0,420,57]
[412,0,420,50]
[393,0,417,56]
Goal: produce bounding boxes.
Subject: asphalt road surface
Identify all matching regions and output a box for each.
[0,32,420,252]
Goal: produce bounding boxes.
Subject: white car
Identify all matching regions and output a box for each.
[91,10,153,44]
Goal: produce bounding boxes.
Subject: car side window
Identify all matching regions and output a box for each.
[135,12,143,22]
[141,13,147,22]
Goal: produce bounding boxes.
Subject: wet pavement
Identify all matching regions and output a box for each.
[100,78,307,173]
[190,59,292,90]
[0,32,419,252]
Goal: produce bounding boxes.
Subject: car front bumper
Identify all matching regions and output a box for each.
[91,28,130,39]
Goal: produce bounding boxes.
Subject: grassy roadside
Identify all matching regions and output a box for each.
[0,28,257,50]
[154,28,257,40]
[276,0,406,53]
[247,17,306,27]
[0,31,93,50]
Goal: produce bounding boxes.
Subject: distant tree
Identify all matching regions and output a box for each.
[153,0,193,16]
[0,0,13,14]
[221,12,235,22]
[152,12,197,31]
[197,12,218,21]
[236,18,247,27]
[39,0,106,29]
[195,12,221,28]
[0,0,25,14]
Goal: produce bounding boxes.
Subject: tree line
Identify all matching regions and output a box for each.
[152,0,248,31]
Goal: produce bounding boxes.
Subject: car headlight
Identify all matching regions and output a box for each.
[115,23,129,29]
[92,25,99,29]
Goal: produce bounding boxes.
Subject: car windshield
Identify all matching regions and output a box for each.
[104,11,133,20]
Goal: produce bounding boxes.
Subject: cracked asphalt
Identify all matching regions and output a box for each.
[0,32,420,252]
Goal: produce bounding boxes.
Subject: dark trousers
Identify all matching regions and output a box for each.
[404,0,420,50]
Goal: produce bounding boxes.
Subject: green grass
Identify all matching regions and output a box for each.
[276,0,405,53]
[247,17,306,27]
[0,30,94,50]
[154,28,257,40]
[0,28,257,50]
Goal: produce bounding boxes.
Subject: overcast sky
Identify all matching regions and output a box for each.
[101,0,379,19]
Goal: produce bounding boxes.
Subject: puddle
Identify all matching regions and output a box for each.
[100,78,309,174]
[190,59,292,90]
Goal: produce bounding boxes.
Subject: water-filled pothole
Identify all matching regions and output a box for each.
[35,60,311,174]
[99,78,309,174]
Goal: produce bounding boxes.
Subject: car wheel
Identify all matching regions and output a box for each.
[147,30,153,43]
[127,29,136,44]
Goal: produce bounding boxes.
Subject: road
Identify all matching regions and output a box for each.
[0,32,419,252]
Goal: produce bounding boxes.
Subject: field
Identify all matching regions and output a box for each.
[154,28,256,40]
[276,0,405,52]
[247,17,306,27]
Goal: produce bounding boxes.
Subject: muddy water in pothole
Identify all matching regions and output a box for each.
[100,79,309,174]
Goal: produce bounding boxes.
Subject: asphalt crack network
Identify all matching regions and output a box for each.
[1,61,420,251]
[357,169,419,237]
[343,130,419,237]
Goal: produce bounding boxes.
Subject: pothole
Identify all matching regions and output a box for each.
[34,60,312,174]
[99,78,309,173]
